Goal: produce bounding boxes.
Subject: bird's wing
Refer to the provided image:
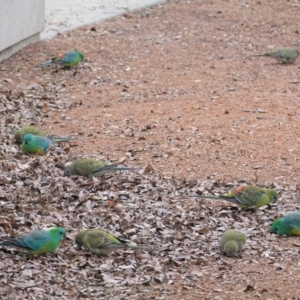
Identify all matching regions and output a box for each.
[22,231,50,251]
[286,214,300,227]
[83,230,110,249]
[234,187,264,206]
[85,230,127,249]
[75,160,98,175]
[34,136,52,150]
[91,164,116,175]
[61,52,78,63]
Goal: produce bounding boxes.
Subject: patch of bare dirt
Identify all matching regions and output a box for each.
[1,0,300,299]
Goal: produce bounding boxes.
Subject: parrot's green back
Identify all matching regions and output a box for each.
[272,212,300,236]
[64,158,140,178]
[64,159,108,177]
[252,47,299,64]
[75,228,153,256]
[14,126,46,144]
[0,227,66,255]
[199,185,278,209]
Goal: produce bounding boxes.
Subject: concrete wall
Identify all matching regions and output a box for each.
[0,0,45,61]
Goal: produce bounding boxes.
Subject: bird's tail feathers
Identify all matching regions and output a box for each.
[41,55,65,67]
[51,136,75,144]
[110,166,141,171]
[250,54,267,57]
[195,195,230,200]
[40,61,53,67]
[0,237,28,250]
[91,166,141,177]
[127,244,155,251]
[102,243,154,251]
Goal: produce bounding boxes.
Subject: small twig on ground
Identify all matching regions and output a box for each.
[243,109,266,113]
[256,117,275,120]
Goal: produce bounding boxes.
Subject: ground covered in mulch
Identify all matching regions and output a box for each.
[1,0,300,298]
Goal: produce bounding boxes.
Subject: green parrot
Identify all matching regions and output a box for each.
[195,185,278,209]
[40,51,84,67]
[0,227,66,255]
[21,134,73,154]
[64,158,141,178]
[220,229,247,257]
[251,47,299,64]
[271,212,300,236]
[14,126,46,144]
[75,228,153,256]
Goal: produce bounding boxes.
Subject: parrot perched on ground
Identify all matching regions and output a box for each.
[40,51,84,67]
[64,158,141,178]
[0,227,66,255]
[14,126,46,144]
[75,228,153,256]
[195,185,278,209]
[251,47,299,64]
[21,134,73,154]
[220,229,247,257]
[271,212,300,236]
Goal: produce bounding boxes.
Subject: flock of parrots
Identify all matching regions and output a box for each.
[1,47,300,258]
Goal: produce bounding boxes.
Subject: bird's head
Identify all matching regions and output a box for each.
[267,189,279,204]
[271,219,287,235]
[224,241,239,257]
[23,134,33,145]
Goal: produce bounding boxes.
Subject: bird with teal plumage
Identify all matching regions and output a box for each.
[272,212,300,236]
[40,50,84,67]
[64,158,141,178]
[21,133,74,154]
[0,227,66,255]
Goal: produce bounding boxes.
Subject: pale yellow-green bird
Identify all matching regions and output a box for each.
[251,47,299,64]
[220,229,246,257]
[75,228,154,256]
[64,158,141,178]
[14,126,46,144]
[195,185,278,209]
